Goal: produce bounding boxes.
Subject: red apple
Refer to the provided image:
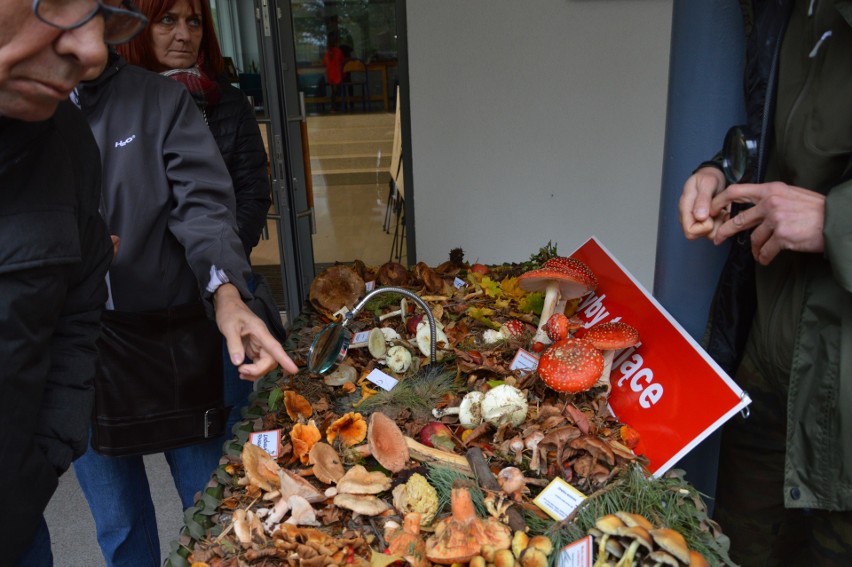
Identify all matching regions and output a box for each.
[418,422,456,453]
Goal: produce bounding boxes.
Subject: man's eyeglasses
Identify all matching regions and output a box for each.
[33,0,148,45]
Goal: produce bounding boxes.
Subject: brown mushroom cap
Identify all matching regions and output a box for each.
[649,528,690,564]
[337,464,392,494]
[309,264,365,319]
[368,411,410,472]
[615,525,654,554]
[594,514,626,536]
[647,550,680,566]
[614,510,654,530]
[537,338,604,393]
[308,442,344,484]
[582,321,640,351]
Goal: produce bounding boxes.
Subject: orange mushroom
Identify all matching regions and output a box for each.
[368,411,410,473]
[291,420,322,465]
[386,512,430,567]
[425,486,512,564]
[284,390,313,421]
[326,412,368,447]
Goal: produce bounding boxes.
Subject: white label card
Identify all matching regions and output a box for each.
[350,330,370,347]
[453,277,467,289]
[510,348,539,374]
[558,536,593,567]
[533,477,587,521]
[249,430,281,458]
[365,280,375,291]
[365,368,399,391]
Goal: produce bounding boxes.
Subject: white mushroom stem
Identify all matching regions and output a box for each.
[532,281,562,345]
[595,350,616,395]
[263,496,291,531]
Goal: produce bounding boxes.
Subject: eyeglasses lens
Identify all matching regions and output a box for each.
[35,0,100,29]
[34,0,147,44]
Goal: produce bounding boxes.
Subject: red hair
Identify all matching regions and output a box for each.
[115,0,224,78]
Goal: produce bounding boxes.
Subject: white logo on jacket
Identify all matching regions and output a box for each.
[115,135,136,148]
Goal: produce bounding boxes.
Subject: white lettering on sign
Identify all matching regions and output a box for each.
[613,347,663,408]
[577,292,621,328]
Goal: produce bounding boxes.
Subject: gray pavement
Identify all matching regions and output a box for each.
[45,454,184,567]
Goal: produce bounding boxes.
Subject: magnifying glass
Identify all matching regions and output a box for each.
[307,286,438,374]
[721,125,758,185]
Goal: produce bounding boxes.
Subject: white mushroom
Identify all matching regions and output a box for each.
[379,297,408,322]
[480,385,528,428]
[324,363,358,386]
[386,345,413,373]
[380,327,402,341]
[367,327,387,358]
[415,319,448,359]
[431,390,484,429]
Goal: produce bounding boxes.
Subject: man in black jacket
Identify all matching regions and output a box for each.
[0,2,145,565]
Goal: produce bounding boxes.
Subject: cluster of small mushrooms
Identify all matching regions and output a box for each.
[182,250,718,567]
[589,512,709,567]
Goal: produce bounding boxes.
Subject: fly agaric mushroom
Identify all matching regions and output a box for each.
[367,411,410,472]
[518,259,597,346]
[582,321,640,394]
[326,412,368,448]
[544,313,570,342]
[542,256,599,315]
[537,337,604,393]
[425,486,512,564]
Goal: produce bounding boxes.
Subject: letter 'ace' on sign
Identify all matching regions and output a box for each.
[569,237,750,476]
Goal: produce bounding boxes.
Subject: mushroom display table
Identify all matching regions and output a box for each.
[165,250,733,567]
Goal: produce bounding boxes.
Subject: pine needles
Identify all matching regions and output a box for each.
[356,364,460,420]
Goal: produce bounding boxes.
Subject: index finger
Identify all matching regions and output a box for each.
[710,183,761,216]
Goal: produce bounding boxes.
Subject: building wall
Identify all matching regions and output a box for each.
[406,0,673,287]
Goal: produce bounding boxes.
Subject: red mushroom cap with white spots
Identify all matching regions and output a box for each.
[541,257,599,294]
[582,321,640,350]
[537,337,604,393]
[519,260,597,299]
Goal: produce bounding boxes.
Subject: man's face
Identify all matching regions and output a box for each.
[0,0,108,121]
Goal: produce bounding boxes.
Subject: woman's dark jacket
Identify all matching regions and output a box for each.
[0,102,112,564]
[206,82,271,257]
[74,56,251,312]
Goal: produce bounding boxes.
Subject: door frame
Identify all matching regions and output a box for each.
[252,0,417,322]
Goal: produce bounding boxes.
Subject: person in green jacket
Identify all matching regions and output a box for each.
[679,1,852,565]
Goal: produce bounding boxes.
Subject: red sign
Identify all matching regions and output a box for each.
[570,237,750,476]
